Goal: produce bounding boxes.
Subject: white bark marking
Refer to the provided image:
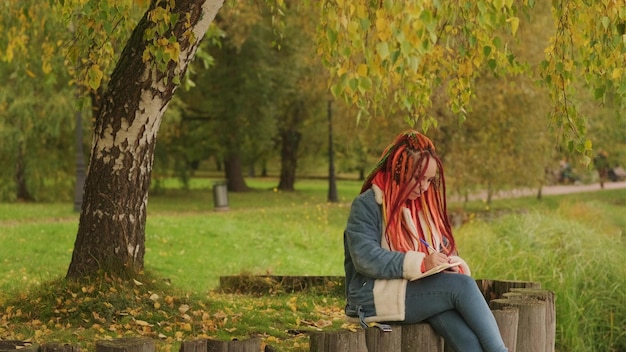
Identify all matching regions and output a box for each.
[95,0,225,173]
[178,0,226,71]
[127,243,137,260]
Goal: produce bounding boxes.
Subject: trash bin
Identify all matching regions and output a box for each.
[212,182,229,211]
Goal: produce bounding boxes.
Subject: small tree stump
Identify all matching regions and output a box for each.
[490,296,546,352]
[179,339,206,352]
[206,338,261,352]
[476,279,541,302]
[309,330,366,352]
[509,288,556,352]
[0,341,39,352]
[365,325,401,352]
[401,323,444,352]
[41,343,80,352]
[492,308,519,352]
[95,338,154,352]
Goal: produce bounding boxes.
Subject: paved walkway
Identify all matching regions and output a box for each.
[450,181,626,202]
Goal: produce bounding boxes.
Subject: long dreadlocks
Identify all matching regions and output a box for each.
[361,130,457,255]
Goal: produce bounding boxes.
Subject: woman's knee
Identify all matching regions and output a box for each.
[441,272,477,290]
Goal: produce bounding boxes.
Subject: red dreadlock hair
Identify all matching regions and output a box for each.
[361,130,457,255]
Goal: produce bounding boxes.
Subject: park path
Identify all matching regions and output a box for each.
[449,181,626,202]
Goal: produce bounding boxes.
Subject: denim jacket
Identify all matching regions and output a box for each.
[343,187,470,324]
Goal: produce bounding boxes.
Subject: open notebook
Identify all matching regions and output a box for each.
[412,261,462,280]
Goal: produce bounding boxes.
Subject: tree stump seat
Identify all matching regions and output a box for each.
[309,323,445,352]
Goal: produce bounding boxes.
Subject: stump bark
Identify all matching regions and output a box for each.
[490,297,546,352]
[41,343,80,352]
[95,337,155,352]
[365,326,402,352]
[401,324,444,352]
[476,279,541,302]
[492,308,519,352]
[206,338,261,352]
[179,339,206,352]
[509,288,556,352]
[309,330,366,352]
[0,341,39,352]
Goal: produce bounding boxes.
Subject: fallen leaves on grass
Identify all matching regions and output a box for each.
[0,273,347,351]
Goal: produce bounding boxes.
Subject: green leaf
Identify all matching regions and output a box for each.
[349,78,358,91]
[358,76,372,92]
[376,42,390,60]
[593,86,605,100]
[171,13,180,26]
[330,83,342,97]
[327,29,338,45]
[601,17,610,30]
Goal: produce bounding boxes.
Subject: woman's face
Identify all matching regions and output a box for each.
[407,156,437,200]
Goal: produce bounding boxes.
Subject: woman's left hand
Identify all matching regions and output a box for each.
[445,257,461,272]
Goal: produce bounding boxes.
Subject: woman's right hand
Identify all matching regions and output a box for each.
[423,252,449,271]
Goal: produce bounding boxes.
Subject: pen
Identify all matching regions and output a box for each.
[419,238,437,254]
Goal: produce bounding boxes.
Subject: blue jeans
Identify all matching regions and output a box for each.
[403,273,508,352]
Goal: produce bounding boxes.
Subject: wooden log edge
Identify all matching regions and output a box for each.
[218,275,344,295]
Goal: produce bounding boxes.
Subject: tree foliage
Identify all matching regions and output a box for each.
[319,0,626,158]
[0,1,76,201]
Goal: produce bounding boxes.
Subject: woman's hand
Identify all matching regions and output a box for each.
[445,263,461,272]
[423,252,449,271]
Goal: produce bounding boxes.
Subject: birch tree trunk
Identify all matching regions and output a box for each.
[67,0,225,278]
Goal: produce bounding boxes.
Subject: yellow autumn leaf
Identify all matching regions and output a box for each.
[357,64,368,77]
[356,4,367,18]
[265,336,279,344]
[25,69,36,78]
[507,17,520,36]
[142,48,152,62]
[5,44,14,62]
[376,19,391,41]
[164,43,180,62]
[178,304,190,314]
[612,67,623,80]
[87,64,104,90]
[157,37,169,46]
[337,63,349,77]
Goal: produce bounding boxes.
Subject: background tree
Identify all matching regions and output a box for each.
[272,2,329,191]
[176,4,276,192]
[0,1,76,202]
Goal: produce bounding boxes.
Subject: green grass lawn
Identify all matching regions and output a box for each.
[0,178,624,351]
